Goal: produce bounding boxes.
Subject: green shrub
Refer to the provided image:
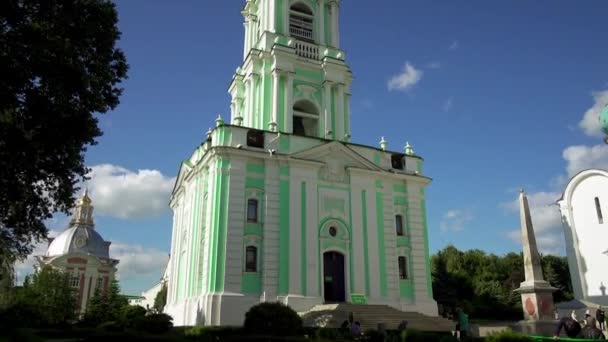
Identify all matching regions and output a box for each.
[119,305,147,328]
[135,313,173,334]
[243,302,303,336]
[0,303,44,329]
[486,330,532,342]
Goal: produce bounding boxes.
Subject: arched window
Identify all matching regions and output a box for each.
[293,100,318,137]
[245,246,258,272]
[595,197,604,224]
[395,214,404,236]
[398,256,408,280]
[247,199,259,223]
[289,3,314,41]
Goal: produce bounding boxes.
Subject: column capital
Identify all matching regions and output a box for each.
[271,68,284,77]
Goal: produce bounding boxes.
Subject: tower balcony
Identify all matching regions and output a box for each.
[294,40,319,60]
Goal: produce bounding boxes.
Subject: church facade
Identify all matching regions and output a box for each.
[165,0,437,326]
[36,191,119,315]
[558,169,608,307]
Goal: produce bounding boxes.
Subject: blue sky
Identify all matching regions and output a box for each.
[17,1,608,294]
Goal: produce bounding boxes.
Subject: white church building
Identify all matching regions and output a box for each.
[165,0,438,326]
[558,169,608,307]
[35,191,119,315]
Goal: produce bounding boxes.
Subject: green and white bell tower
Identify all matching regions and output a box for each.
[230,0,352,141]
[165,0,439,328]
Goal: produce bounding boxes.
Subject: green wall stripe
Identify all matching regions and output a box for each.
[188,175,201,297]
[278,166,290,294]
[214,163,230,292]
[301,182,307,296]
[331,87,336,139]
[278,75,285,131]
[348,190,354,294]
[421,199,433,298]
[375,191,388,297]
[361,190,370,296]
[276,0,283,34]
[324,4,330,45]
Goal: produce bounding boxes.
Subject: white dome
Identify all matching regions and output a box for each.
[46,226,110,258]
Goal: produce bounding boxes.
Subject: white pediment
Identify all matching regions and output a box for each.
[291,141,383,176]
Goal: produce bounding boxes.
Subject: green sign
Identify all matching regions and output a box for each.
[350,294,367,304]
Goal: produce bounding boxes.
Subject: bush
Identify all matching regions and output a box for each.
[486,330,533,342]
[0,303,44,329]
[119,305,147,328]
[243,302,303,336]
[135,313,174,334]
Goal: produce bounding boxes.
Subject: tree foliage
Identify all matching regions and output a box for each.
[432,245,573,320]
[153,282,167,313]
[0,0,129,260]
[3,266,77,327]
[84,278,128,326]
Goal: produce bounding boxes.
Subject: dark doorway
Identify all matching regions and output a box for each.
[323,251,346,303]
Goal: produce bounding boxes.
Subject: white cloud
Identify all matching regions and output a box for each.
[426,62,441,69]
[13,236,169,286]
[449,40,459,50]
[387,62,423,92]
[562,144,608,178]
[502,191,563,255]
[579,90,608,138]
[440,209,473,233]
[86,164,176,219]
[110,243,169,281]
[14,229,61,284]
[443,97,453,112]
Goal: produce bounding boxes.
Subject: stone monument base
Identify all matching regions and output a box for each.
[511,320,558,337]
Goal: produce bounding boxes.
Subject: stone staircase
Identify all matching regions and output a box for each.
[301,304,455,333]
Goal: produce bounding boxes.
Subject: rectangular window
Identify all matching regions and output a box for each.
[396,214,404,236]
[245,246,257,272]
[96,277,103,290]
[391,154,405,170]
[596,197,604,224]
[398,256,408,280]
[247,199,258,223]
[247,129,265,148]
[70,275,80,287]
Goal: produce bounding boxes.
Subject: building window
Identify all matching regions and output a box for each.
[396,215,404,236]
[96,277,103,290]
[69,275,80,287]
[293,100,318,137]
[246,129,264,148]
[289,3,314,42]
[247,199,259,223]
[398,256,408,280]
[329,226,337,237]
[595,197,604,224]
[245,246,258,272]
[391,154,404,170]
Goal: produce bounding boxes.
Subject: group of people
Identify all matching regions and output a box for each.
[554,308,606,339]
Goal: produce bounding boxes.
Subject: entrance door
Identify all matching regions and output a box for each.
[323,251,346,302]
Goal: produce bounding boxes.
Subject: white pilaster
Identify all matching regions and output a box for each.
[336,83,344,140]
[330,1,339,47]
[270,69,281,131]
[243,19,250,59]
[245,77,253,127]
[230,101,237,123]
[323,81,333,138]
[318,0,325,45]
[285,72,294,133]
[344,92,351,140]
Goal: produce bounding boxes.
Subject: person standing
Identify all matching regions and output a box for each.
[597,307,606,331]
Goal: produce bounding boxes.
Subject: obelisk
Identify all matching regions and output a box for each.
[515,189,556,322]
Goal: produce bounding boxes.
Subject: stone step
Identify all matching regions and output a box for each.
[301,304,455,333]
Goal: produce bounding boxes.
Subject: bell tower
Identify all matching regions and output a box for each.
[229,0,352,141]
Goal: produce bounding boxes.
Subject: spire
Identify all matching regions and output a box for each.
[519,189,544,282]
[69,189,95,229]
[515,188,556,322]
